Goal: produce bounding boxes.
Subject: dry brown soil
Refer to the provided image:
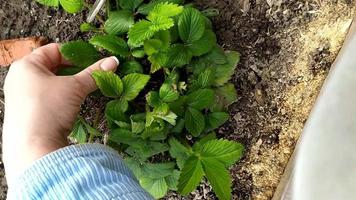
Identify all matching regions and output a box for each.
[0,0,355,199]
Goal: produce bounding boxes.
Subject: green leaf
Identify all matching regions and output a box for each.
[146,91,162,107]
[80,23,96,32]
[186,89,215,110]
[201,158,232,200]
[190,67,215,90]
[122,73,150,101]
[178,7,205,43]
[137,0,183,15]
[89,35,129,57]
[185,107,205,137]
[169,137,191,169]
[107,99,128,113]
[130,118,146,134]
[200,139,244,167]
[177,156,204,195]
[127,141,169,158]
[124,158,143,178]
[207,112,229,130]
[118,0,143,11]
[60,41,100,68]
[144,39,163,56]
[149,16,174,32]
[128,20,155,46]
[104,10,135,35]
[59,0,82,13]
[154,30,171,49]
[148,52,168,73]
[201,46,227,65]
[171,118,185,134]
[36,0,59,7]
[92,71,123,98]
[120,61,143,75]
[211,83,238,111]
[69,120,87,143]
[147,2,183,21]
[155,111,177,126]
[159,83,179,102]
[140,177,168,199]
[166,170,180,190]
[214,51,240,86]
[105,104,128,128]
[192,132,216,152]
[142,162,175,178]
[188,30,216,56]
[141,120,166,140]
[167,44,193,67]
[109,128,141,146]
[131,49,146,58]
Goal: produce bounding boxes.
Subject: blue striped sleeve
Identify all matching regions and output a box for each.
[7,144,154,200]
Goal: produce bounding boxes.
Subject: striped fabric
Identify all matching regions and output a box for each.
[7,144,153,200]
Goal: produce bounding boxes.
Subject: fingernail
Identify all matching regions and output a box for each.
[100,56,119,71]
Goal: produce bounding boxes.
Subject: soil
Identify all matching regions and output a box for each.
[0,0,355,200]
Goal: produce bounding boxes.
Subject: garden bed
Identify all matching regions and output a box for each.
[0,0,355,199]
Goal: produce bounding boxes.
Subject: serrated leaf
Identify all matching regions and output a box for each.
[168,96,186,117]
[178,7,205,43]
[171,118,185,134]
[128,20,155,46]
[127,141,169,158]
[202,46,227,65]
[105,10,135,35]
[141,120,166,140]
[122,73,150,101]
[200,139,244,167]
[140,177,168,199]
[188,30,216,56]
[186,89,215,110]
[185,107,205,137]
[192,132,216,152]
[148,52,168,73]
[118,0,143,11]
[109,128,142,146]
[137,0,183,15]
[146,91,162,107]
[167,44,193,67]
[207,112,229,130]
[69,120,87,143]
[92,71,123,98]
[36,0,59,7]
[190,67,215,90]
[169,137,191,169]
[59,0,82,13]
[166,170,180,190]
[160,83,179,102]
[131,49,146,58]
[156,111,177,126]
[105,104,128,129]
[107,99,128,113]
[214,51,240,86]
[177,156,204,195]
[201,158,232,200]
[154,30,171,49]
[120,61,143,75]
[124,158,143,178]
[131,119,145,134]
[149,16,174,32]
[147,2,183,21]
[142,162,175,178]
[60,41,100,68]
[211,83,238,112]
[80,23,96,32]
[144,39,163,56]
[89,35,129,57]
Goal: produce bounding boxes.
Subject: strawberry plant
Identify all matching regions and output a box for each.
[40,0,244,199]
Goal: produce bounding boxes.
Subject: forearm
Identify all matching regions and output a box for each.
[7,143,153,200]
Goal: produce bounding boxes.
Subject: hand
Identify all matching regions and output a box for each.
[2,43,119,183]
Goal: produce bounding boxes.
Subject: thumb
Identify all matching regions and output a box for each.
[73,56,119,96]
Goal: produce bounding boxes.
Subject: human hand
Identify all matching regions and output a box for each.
[2,43,119,183]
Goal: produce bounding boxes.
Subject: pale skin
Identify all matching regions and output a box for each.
[2,43,119,184]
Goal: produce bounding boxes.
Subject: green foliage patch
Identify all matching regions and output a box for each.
[38,0,244,199]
